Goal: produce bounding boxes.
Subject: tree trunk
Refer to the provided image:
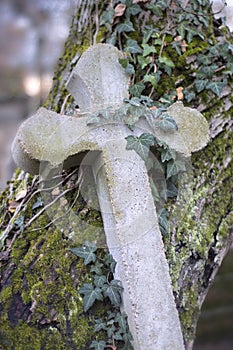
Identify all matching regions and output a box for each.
[0,1,232,349]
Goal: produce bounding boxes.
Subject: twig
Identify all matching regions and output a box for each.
[93,0,99,45]
[159,34,166,58]
[60,93,71,115]
[24,187,74,229]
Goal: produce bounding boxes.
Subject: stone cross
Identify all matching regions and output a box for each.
[12,44,209,350]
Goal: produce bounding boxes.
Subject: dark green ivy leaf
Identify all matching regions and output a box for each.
[149,177,160,202]
[125,133,155,161]
[14,215,25,233]
[187,28,204,43]
[129,82,145,97]
[146,4,163,17]
[194,79,208,93]
[93,319,107,333]
[104,254,116,273]
[70,241,97,265]
[206,79,227,96]
[200,65,218,78]
[158,208,170,236]
[125,63,135,75]
[156,114,178,133]
[86,114,101,125]
[183,89,196,102]
[79,283,103,312]
[161,148,176,162]
[94,275,107,288]
[166,160,186,179]
[103,280,123,306]
[138,55,150,69]
[119,58,128,68]
[100,7,115,25]
[144,74,158,88]
[166,180,178,198]
[90,261,104,275]
[158,56,175,68]
[117,20,135,33]
[125,39,142,54]
[142,43,157,56]
[126,3,142,16]
[90,340,106,350]
[115,312,128,333]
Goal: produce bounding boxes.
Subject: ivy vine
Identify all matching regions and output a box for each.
[70,242,133,349]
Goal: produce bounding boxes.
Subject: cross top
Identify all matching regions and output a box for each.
[67,44,130,113]
[12,44,209,350]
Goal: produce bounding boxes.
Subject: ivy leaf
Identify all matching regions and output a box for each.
[167,180,178,198]
[158,208,170,236]
[142,43,157,56]
[90,262,104,275]
[79,284,103,312]
[117,20,135,33]
[158,56,175,68]
[90,340,106,350]
[183,89,195,102]
[146,4,163,17]
[94,275,107,288]
[113,331,123,341]
[177,22,188,38]
[200,65,218,78]
[206,80,227,96]
[172,41,182,55]
[115,312,128,333]
[166,160,186,179]
[187,28,204,43]
[144,74,158,88]
[118,58,128,68]
[126,3,142,16]
[93,319,107,333]
[14,215,25,233]
[104,254,116,273]
[32,197,43,210]
[156,114,178,133]
[149,177,160,202]
[194,79,208,93]
[161,148,176,162]
[70,241,97,265]
[124,97,141,106]
[138,55,150,69]
[125,63,135,75]
[125,39,142,54]
[103,280,123,306]
[129,82,145,97]
[122,333,134,350]
[100,7,115,25]
[125,133,155,161]
[197,54,212,65]
[86,114,101,125]
[125,105,145,126]
[209,45,220,57]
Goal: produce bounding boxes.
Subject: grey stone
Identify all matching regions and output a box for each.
[12,44,210,350]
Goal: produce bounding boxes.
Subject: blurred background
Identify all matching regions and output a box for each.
[0,0,72,190]
[0,0,232,349]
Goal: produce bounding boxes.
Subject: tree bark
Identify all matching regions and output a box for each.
[0,1,232,349]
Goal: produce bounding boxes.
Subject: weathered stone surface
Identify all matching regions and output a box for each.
[12,44,210,350]
[66,43,130,113]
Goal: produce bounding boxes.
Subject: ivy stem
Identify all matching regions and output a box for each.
[159,34,166,58]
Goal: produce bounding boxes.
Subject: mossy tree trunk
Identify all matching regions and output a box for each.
[0,1,232,349]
